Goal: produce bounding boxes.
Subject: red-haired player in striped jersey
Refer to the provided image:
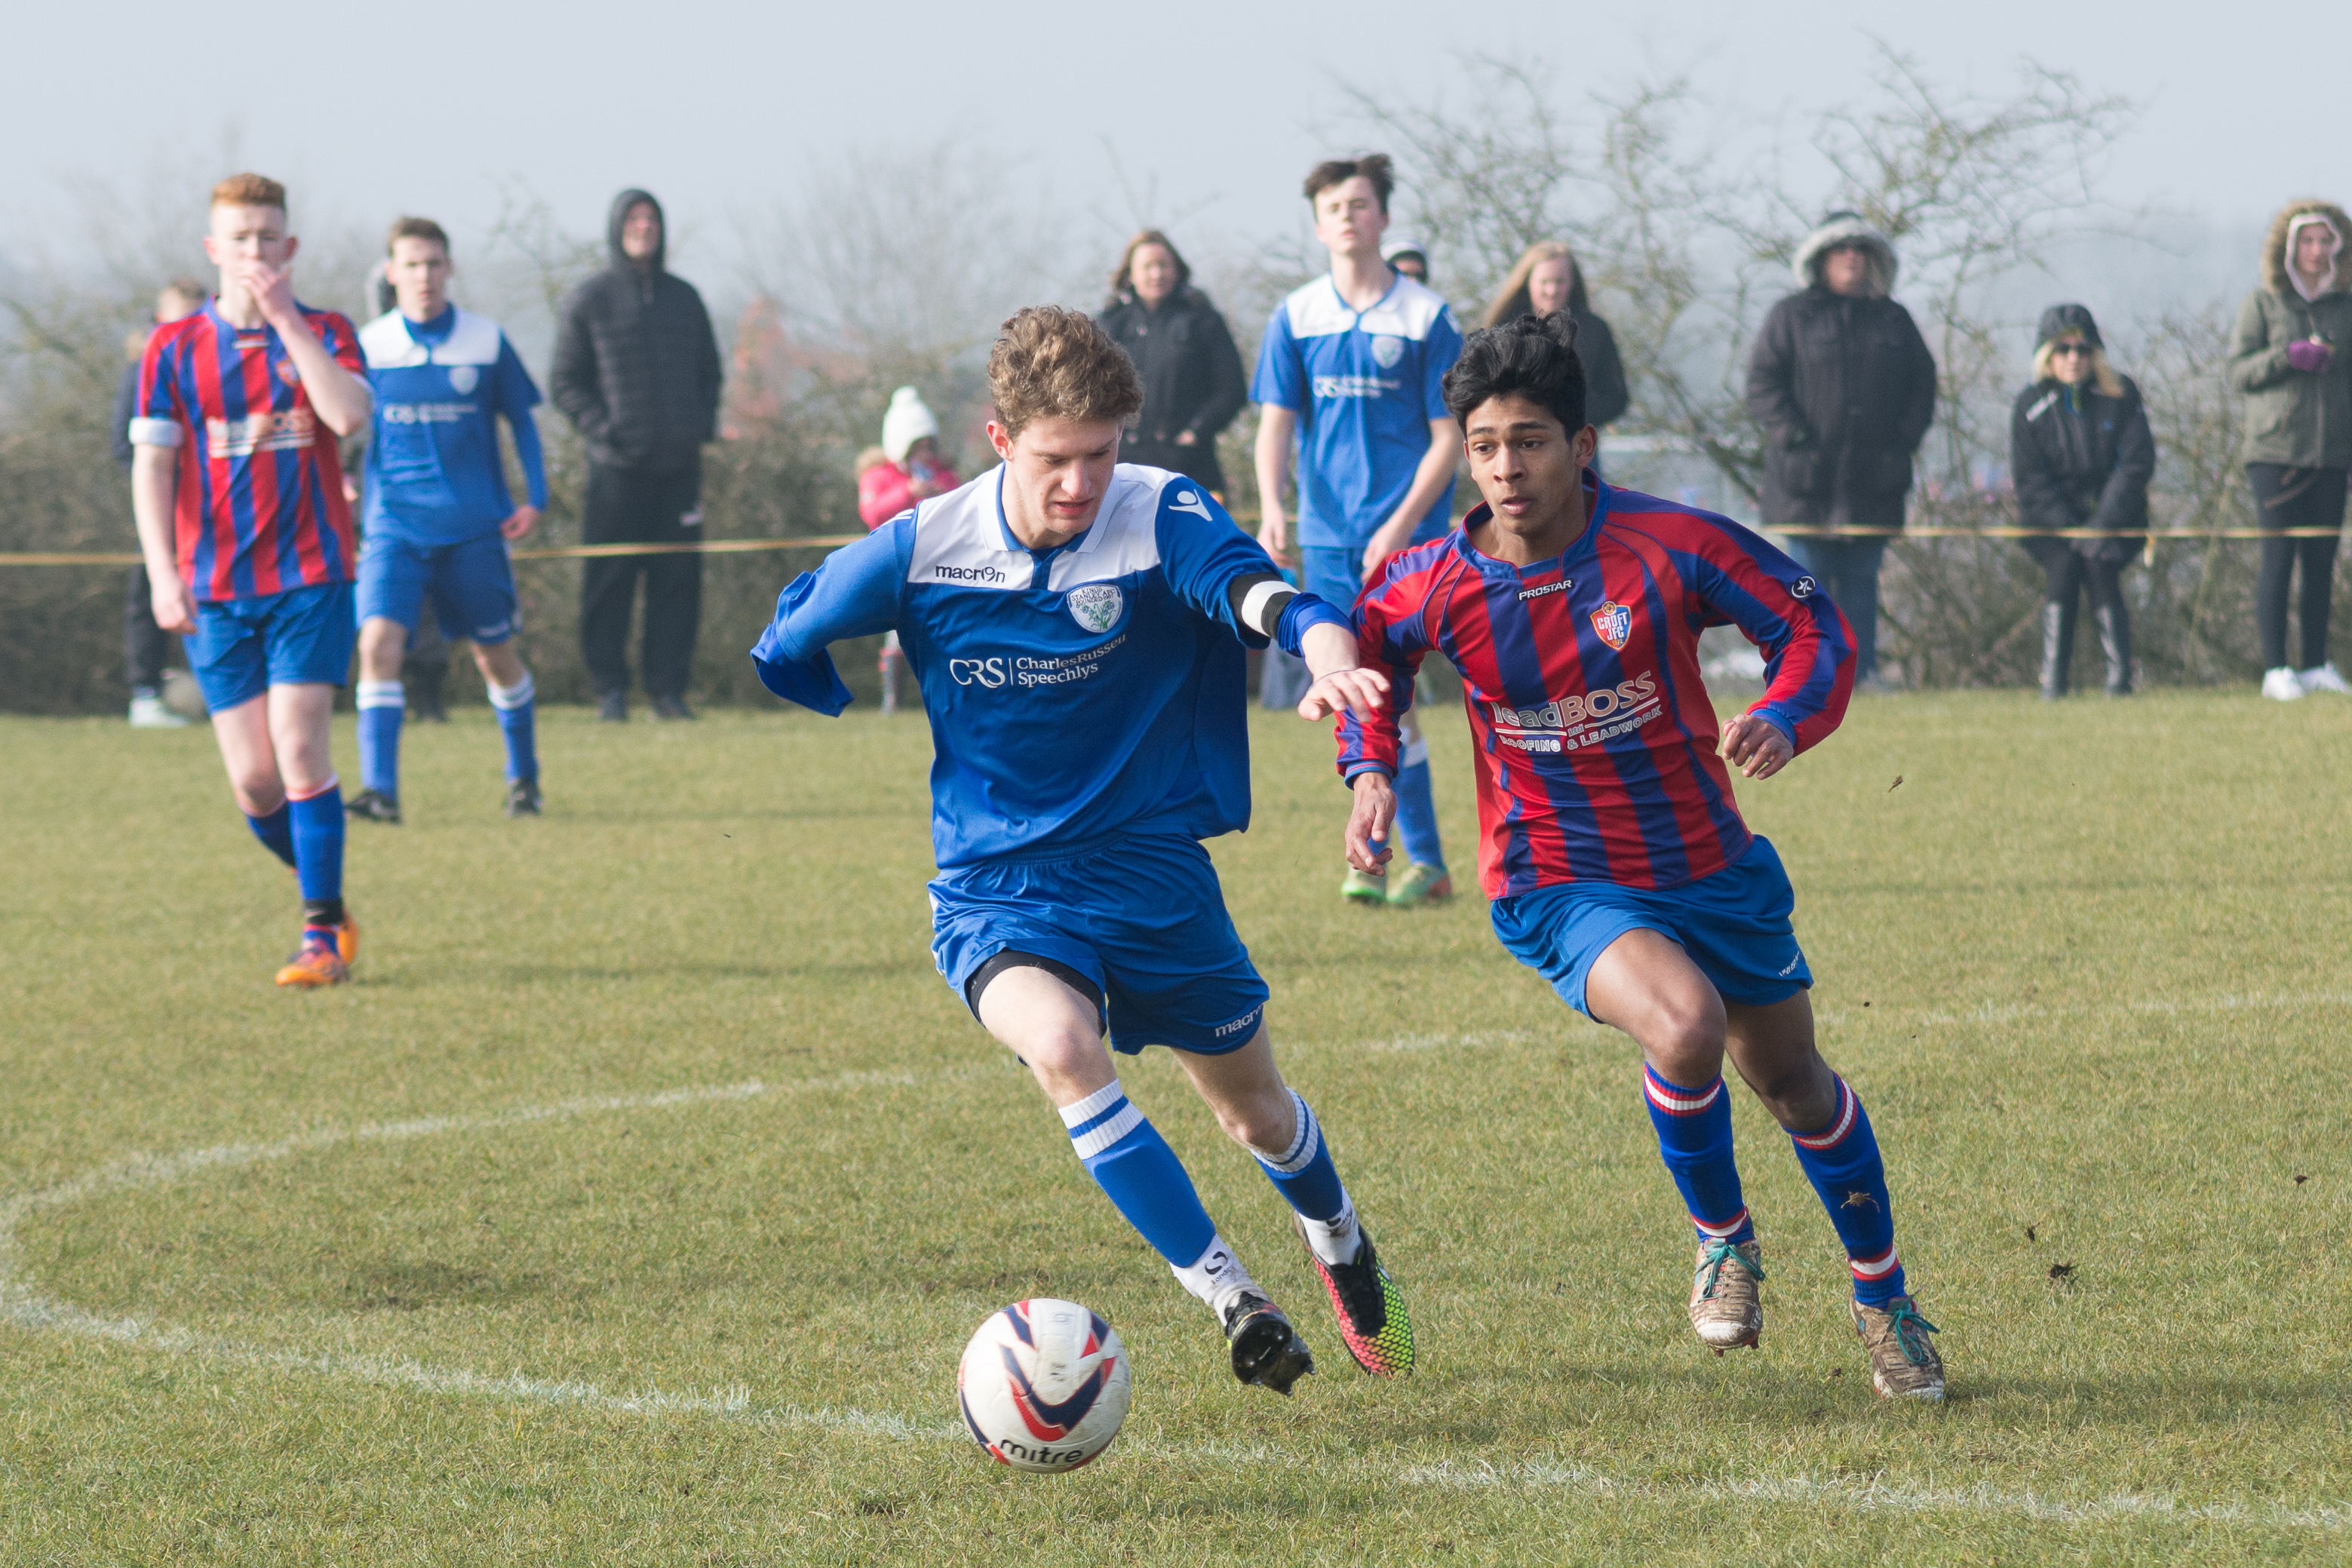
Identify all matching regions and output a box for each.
[1334,311,1945,1401]
[129,173,372,987]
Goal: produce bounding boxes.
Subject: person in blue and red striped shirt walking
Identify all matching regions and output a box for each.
[1333,311,1946,1401]
[129,173,372,989]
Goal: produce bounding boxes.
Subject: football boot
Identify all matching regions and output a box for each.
[345,787,401,824]
[1384,862,1452,907]
[505,778,542,818]
[1689,1238,1765,1352]
[1296,1217,1413,1376]
[275,936,349,990]
[1853,1294,1945,1401]
[1223,1293,1315,1395]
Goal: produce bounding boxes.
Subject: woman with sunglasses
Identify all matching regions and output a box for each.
[2010,304,2154,698]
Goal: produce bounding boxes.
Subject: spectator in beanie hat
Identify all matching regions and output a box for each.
[2010,303,2154,699]
[2228,199,2352,700]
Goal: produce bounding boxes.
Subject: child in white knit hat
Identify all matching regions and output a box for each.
[855,386,960,710]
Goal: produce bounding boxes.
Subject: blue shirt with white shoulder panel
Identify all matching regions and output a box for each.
[359,306,548,545]
[1250,272,1461,552]
[751,463,1348,869]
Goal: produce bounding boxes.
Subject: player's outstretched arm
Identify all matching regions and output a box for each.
[1690,520,1856,756]
[748,520,910,714]
[1295,621,1388,723]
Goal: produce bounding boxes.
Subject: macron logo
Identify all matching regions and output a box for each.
[933,564,1007,585]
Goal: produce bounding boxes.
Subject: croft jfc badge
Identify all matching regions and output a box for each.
[1068,584,1124,634]
[1590,600,1632,649]
[447,365,479,394]
[1370,335,1405,368]
[275,359,301,386]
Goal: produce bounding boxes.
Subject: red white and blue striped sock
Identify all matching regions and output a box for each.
[1643,1065,1754,1247]
[1787,1076,1905,1305]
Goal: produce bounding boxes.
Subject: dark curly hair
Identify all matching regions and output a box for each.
[1441,312,1587,434]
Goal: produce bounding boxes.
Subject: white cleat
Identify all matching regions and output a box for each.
[128,693,191,729]
[2298,663,2352,695]
[2262,667,2307,702]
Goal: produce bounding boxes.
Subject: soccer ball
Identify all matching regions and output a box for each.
[956,1299,1131,1471]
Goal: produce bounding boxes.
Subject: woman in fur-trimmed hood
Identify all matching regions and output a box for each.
[2228,198,2352,698]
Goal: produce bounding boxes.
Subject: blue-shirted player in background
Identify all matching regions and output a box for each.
[348,216,548,823]
[1253,152,1464,909]
[752,306,1414,1393]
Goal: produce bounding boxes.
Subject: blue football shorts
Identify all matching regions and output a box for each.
[355,527,519,645]
[1489,835,1812,1019]
[186,581,357,712]
[929,833,1271,1057]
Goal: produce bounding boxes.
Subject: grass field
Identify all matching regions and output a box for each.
[2,689,2347,1564]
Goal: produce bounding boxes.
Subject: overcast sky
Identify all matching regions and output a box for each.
[3,0,2338,300]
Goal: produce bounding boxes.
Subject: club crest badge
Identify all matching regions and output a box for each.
[447,364,479,394]
[1370,335,1405,369]
[275,358,302,386]
[1068,584,1124,634]
[1590,600,1632,650]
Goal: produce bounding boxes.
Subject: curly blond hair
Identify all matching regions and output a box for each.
[986,305,1144,440]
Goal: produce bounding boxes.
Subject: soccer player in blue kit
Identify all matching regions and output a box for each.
[1254,153,1464,908]
[751,307,1413,1392]
[346,217,548,823]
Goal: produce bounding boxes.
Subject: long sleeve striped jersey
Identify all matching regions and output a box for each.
[1336,480,1854,897]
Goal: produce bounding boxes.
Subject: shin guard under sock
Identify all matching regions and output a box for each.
[1643,1066,1755,1245]
[1059,1082,1217,1269]
[245,802,296,869]
[487,670,537,783]
[1788,1076,1905,1304]
[287,779,345,911]
[355,682,403,798]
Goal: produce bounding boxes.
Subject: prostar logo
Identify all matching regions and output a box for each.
[1518,577,1572,601]
[1590,600,1632,649]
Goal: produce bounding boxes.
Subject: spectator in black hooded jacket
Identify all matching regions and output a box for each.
[1746,211,1938,687]
[550,189,723,722]
[1095,230,1248,493]
[2010,304,2154,699]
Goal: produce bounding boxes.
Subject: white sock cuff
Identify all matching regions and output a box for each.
[1061,1081,1144,1160]
[355,681,404,710]
[487,671,535,710]
[1058,1081,1125,1127]
[1253,1089,1322,1174]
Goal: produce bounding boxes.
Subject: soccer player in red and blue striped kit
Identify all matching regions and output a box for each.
[130,173,371,987]
[1334,311,1946,1399]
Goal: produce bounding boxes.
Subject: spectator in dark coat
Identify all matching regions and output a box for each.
[112,279,206,727]
[1482,241,1629,431]
[2010,304,2154,699]
[1096,230,1248,494]
[1746,211,1938,686]
[550,188,723,721]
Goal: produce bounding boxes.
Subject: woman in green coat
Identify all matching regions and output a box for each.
[2228,199,2352,700]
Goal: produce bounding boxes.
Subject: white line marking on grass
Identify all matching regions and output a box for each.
[2,1071,2344,1534]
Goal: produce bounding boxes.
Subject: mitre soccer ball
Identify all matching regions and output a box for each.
[956,1299,1131,1471]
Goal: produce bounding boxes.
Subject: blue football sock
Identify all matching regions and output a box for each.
[245,802,296,869]
[1251,1089,1362,1265]
[1644,1066,1755,1246]
[487,670,537,783]
[1788,1076,1905,1304]
[1059,1082,1217,1269]
[1394,757,1445,870]
[355,681,403,799]
[287,781,346,908]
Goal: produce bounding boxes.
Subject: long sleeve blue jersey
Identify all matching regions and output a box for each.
[358,306,548,544]
[751,462,1346,868]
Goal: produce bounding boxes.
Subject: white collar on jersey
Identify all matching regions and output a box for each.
[358,306,502,370]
